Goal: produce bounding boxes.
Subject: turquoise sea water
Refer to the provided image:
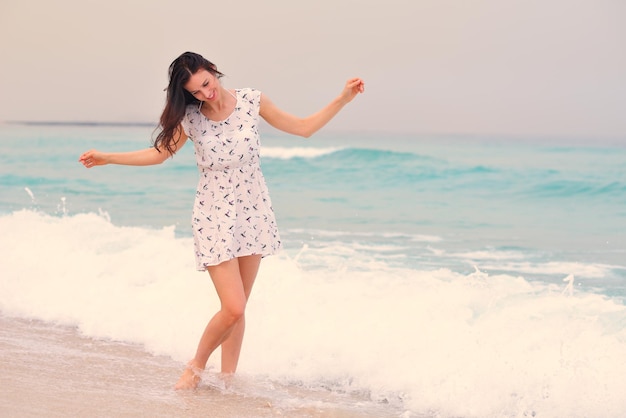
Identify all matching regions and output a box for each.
[3,124,624,290]
[1,123,625,417]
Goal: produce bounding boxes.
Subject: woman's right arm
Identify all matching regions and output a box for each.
[79,126,188,168]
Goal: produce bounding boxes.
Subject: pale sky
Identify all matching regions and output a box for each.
[1,0,625,138]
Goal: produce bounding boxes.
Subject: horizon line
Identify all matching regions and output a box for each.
[3,120,157,128]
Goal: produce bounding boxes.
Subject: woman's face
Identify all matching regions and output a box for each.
[184,69,219,102]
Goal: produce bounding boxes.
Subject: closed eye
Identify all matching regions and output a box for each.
[191,80,210,95]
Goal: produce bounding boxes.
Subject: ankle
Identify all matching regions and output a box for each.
[187,360,204,377]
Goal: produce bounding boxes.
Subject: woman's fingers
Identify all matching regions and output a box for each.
[341,77,365,102]
[79,150,98,168]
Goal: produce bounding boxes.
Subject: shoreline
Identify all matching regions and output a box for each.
[0,315,400,418]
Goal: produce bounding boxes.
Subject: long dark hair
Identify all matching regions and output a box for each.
[154,52,224,155]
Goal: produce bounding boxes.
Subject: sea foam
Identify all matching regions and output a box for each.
[1,209,625,417]
[261,146,342,159]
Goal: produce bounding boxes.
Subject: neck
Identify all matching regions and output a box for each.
[202,86,230,113]
[200,87,236,121]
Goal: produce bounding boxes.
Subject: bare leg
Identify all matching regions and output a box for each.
[220,255,261,374]
[174,255,262,389]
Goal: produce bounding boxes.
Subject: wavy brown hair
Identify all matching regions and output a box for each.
[153,52,224,155]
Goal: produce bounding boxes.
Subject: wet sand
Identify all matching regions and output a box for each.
[0,316,401,418]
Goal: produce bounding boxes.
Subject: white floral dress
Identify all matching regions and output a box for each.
[181,88,282,270]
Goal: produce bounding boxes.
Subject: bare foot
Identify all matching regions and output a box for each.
[219,372,234,390]
[174,362,203,390]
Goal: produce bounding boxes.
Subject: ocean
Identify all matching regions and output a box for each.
[0,123,625,417]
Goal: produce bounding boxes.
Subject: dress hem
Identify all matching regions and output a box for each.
[194,247,282,271]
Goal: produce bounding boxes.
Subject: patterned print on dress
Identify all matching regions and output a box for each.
[180,88,281,270]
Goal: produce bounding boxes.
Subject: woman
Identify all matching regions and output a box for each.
[79,51,365,390]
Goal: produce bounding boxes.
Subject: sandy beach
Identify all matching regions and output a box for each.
[0,316,400,418]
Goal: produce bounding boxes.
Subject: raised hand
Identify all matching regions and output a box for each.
[339,77,365,104]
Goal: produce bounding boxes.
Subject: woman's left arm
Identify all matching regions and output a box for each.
[259,77,365,138]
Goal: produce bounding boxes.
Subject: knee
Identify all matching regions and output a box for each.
[222,302,245,325]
